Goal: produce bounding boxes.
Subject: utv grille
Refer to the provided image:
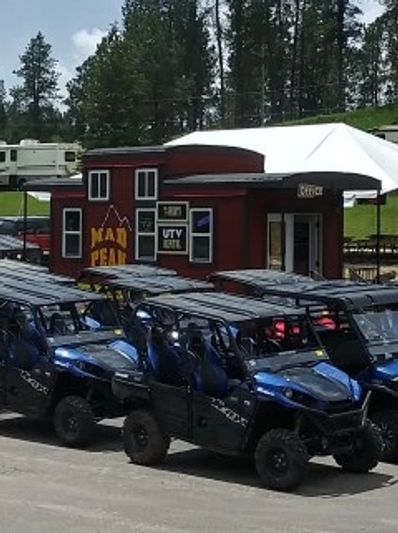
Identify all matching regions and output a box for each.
[326,400,356,414]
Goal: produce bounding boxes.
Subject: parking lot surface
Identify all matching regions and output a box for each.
[0,414,397,533]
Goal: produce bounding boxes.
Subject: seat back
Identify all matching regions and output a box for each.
[188,329,228,398]
[147,327,182,386]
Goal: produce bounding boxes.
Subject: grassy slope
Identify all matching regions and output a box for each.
[344,194,398,239]
[0,192,50,216]
[278,103,398,130]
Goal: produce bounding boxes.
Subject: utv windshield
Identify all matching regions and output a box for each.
[38,299,119,336]
[227,316,329,371]
[353,307,398,345]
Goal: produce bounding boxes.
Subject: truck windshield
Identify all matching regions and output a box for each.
[353,308,398,344]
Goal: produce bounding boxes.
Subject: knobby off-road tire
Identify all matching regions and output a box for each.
[371,409,398,462]
[123,409,170,466]
[54,395,96,448]
[334,420,382,473]
[255,429,309,491]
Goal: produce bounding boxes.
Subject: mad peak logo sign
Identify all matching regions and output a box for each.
[297,183,324,199]
[90,205,132,266]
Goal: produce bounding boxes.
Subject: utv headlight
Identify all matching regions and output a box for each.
[283,388,294,400]
[75,360,90,373]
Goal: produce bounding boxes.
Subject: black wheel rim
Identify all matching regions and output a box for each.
[265,447,289,476]
[379,422,395,452]
[64,412,79,435]
[133,424,149,449]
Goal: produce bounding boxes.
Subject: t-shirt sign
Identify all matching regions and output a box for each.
[157,202,188,222]
[157,225,188,254]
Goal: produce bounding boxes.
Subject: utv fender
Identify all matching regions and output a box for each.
[112,373,150,403]
[368,384,398,402]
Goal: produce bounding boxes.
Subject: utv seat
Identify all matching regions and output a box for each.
[49,313,69,335]
[188,329,230,398]
[147,326,183,386]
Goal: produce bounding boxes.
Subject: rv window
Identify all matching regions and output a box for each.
[10,150,17,162]
[0,152,5,163]
[65,151,76,162]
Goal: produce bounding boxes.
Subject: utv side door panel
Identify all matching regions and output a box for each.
[150,382,191,439]
[5,360,57,417]
[192,388,256,452]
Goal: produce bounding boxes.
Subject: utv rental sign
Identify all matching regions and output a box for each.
[158,225,188,254]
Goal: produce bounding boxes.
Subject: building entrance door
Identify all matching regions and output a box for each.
[267,214,322,276]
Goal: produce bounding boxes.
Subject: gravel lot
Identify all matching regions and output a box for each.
[0,414,397,533]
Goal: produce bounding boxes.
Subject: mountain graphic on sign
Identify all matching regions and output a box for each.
[100,204,132,231]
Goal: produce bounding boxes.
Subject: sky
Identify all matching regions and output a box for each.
[0,0,386,100]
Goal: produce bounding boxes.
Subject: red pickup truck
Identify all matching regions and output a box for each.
[0,216,51,253]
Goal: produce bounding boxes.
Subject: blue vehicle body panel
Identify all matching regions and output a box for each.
[254,362,362,409]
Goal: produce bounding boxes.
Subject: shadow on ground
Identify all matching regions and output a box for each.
[158,446,398,498]
[0,414,123,453]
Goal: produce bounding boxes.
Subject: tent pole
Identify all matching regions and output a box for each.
[376,189,381,283]
[22,190,28,262]
[281,211,286,271]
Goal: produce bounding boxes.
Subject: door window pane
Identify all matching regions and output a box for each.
[269,221,282,270]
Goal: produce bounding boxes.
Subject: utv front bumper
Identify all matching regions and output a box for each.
[297,391,372,437]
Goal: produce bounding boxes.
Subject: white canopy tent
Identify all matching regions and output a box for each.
[167,123,398,202]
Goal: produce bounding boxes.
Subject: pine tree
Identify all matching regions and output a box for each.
[356,18,386,107]
[0,80,7,137]
[10,32,60,139]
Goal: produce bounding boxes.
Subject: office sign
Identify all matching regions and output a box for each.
[157,224,188,254]
[297,183,323,199]
[157,202,188,222]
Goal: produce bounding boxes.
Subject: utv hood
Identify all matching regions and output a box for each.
[54,339,138,375]
[255,362,360,403]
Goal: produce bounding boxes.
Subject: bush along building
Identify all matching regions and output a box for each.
[32,124,396,280]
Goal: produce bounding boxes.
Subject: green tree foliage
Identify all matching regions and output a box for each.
[226,1,362,127]
[67,0,214,147]
[10,32,60,139]
[4,1,398,147]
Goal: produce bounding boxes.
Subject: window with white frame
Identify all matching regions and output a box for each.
[88,170,109,201]
[135,168,158,200]
[136,208,156,261]
[62,208,82,258]
[189,208,213,263]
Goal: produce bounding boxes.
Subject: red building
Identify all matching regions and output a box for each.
[35,127,380,280]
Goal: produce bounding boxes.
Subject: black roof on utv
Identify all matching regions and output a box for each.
[211,269,310,286]
[211,270,398,310]
[0,260,74,285]
[0,277,104,307]
[94,274,214,295]
[82,264,176,279]
[144,292,306,323]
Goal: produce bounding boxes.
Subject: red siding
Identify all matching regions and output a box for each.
[166,146,264,176]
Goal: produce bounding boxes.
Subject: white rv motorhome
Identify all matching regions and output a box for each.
[0,139,81,188]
